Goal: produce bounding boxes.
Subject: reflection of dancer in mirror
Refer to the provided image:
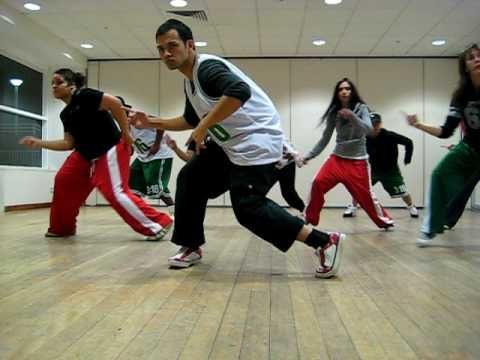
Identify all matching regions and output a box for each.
[406,43,480,246]
[129,19,344,278]
[19,69,173,241]
[118,97,175,208]
[302,78,394,229]
[343,112,419,218]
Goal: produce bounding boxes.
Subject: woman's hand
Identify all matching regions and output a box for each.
[19,136,42,149]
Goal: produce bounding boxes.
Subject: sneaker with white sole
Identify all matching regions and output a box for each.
[168,246,202,268]
[416,232,435,247]
[408,205,419,218]
[343,204,357,218]
[145,221,173,241]
[315,232,345,278]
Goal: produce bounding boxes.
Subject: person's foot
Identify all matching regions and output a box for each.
[44,231,75,238]
[343,204,357,218]
[145,219,173,241]
[408,205,419,218]
[315,232,345,278]
[168,247,202,268]
[160,194,174,207]
[416,232,435,247]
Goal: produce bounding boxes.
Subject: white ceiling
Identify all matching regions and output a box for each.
[2,0,480,59]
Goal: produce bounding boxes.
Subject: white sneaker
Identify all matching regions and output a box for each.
[416,232,434,247]
[145,221,173,241]
[315,232,345,278]
[168,246,202,268]
[408,205,419,218]
[343,204,356,218]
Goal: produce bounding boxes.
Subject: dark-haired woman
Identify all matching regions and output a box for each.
[19,69,173,240]
[406,44,480,246]
[302,78,394,228]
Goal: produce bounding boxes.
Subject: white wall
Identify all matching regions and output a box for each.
[87,57,459,208]
[1,2,87,208]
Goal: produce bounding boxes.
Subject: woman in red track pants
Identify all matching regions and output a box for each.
[302,78,394,229]
[20,68,173,240]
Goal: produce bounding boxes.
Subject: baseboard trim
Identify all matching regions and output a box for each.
[5,203,51,212]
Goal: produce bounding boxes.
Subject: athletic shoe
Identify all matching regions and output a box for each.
[408,205,419,218]
[145,221,173,241]
[343,204,357,218]
[44,231,75,237]
[416,232,435,247]
[315,232,345,278]
[168,247,202,268]
[160,195,174,207]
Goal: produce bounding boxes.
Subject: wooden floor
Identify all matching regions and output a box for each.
[1,207,480,360]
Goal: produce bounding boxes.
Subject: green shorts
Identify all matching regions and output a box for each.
[372,166,408,198]
[129,158,172,198]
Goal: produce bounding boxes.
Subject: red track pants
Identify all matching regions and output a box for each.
[48,140,173,236]
[305,155,393,228]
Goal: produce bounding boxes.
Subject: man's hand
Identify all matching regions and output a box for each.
[187,125,208,154]
[125,108,151,129]
[148,142,160,156]
[167,137,178,150]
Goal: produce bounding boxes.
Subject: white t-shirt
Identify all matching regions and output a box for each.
[184,53,284,166]
[130,126,173,162]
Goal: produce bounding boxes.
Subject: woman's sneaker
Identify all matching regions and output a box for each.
[343,204,357,217]
[168,247,202,268]
[416,232,435,247]
[145,220,173,241]
[315,232,345,278]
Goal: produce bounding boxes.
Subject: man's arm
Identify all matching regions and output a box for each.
[390,131,414,164]
[19,132,75,151]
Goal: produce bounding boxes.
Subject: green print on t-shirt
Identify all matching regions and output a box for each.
[134,139,150,154]
[209,124,231,142]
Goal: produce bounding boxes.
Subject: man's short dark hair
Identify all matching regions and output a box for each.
[156,19,194,43]
[370,112,382,124]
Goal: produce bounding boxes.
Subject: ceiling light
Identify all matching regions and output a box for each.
[81,43,94,49]
[170,0,187,7]
[432,39,446,46]
[0,14,15,24]
[195,41,207,47]
[9,79,23,87]
[312,39,326,46]
[24,3,41,11]
[324,0,342,5]
[63,53,73,59]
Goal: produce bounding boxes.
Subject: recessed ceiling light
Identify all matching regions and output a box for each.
[195,41,207,47]
[24,3,41,11]
[9,79,23,87]
[324,0,342,5]
[0,14,15,25]
[170,0,187,7]
[432,39,446,46]
[312,39,326,46]
[63,53,73,60]
[81,43,94,49]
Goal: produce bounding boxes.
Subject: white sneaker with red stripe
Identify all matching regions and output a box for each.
[168,246,202,268]
[315,232,345,278]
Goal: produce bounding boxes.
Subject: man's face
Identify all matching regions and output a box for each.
[372,122,382,137]
[156,29,193,70]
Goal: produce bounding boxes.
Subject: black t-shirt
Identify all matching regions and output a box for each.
[60,88,121,160]
[441,95,480,152]
[367,129,413,173]
[182,59,251,127]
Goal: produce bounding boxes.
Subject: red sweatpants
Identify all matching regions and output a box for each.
[48,140,173,236]
[305,155,393,228]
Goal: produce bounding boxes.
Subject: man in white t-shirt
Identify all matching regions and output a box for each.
[128,19,345,278]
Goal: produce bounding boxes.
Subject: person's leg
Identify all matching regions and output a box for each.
[168,142,230,267]
[379,167,419,218]
[47,151,94,236]
[305,155,341,226]
[419,142,480,245]
[445,171,480,228]
[276,162,305,212]
[94,141,173,238]
[230,163,343,278]
[158,158,174,206]
[342,160,393,228]
[128,158,147,197]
